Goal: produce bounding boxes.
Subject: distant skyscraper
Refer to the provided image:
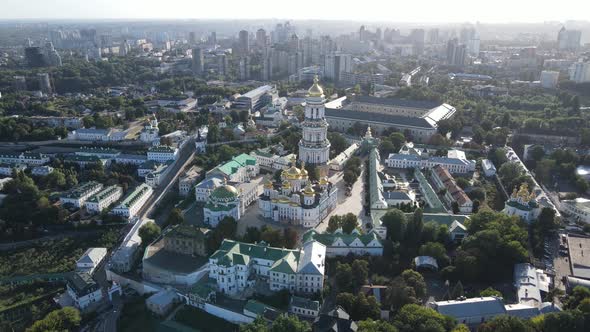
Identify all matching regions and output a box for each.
[409,29,425,55]
[359,25,367,41]
[324,53,353,82]
[256,29,267,48]
[289,34,300,52]
[262,56,273,81]
[239,56,251,81]
[569,60,590,83]
[192,48,204,75]
[558,27,582,51]
[12,76,27,91]
[217,54,228,76]
[446,38,467,67]
[37,73,52,94]
[427,29,439,44]
[208,32,217,46]
[188,32,197,44]
[238,30,250,56]
[24,47,45,67]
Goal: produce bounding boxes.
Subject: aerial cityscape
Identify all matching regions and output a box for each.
[1,1,590,331]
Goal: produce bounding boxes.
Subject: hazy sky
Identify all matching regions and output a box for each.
[2,0,589,23]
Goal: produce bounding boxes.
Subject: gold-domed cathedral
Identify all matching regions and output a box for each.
[298,75,331,176]
[259,156,337,228]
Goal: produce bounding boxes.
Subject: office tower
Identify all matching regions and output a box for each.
[409,29,425,55]
[38,73,52,94]
[25,38,33,47]
[569,60,590,83]
[302,36,313,66]
[238,30,249,56]
[217,54,228,76]
[288,54,297,75]
[25,47,45,67]
[289,34,300,52]
[427,29,439,44]
[44,42,62,66]
[256,29,267,48]
[376,28,382,41]
[558,27,582,51]
[446,39,467,67]
[359,25,367,41]
[13,76,27,91]
[324,53,353,83]
[188,32,197,44]
[192,48,204,75]
[239,56,251,81]
[208,32,217,46]
[262,56,273,81]
[540,71,560,89]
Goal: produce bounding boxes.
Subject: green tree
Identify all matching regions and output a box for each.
[27,307,81,332]
[381,209,407,242]
[341,213,358,234]
[477,315,533,332]
[419,242,450,267]
[479,287,502,297]
[327,215,341,233]
[393,304,455,332]
[358,319,399,332]
[335,262,353,292]
[385,270,427,312]
[351,260,369,288]
[138,222,161,245]
[240,316,268,332]
[166,208,184,226]
[270,314,310,332]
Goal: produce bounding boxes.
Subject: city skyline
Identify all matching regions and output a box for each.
[2,0,590,23]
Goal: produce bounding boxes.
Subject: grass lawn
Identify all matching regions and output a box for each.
[173,306,238,332]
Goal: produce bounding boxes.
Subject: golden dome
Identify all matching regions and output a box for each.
[264,178,273,189]
[282,180,292,188]
[307,75,324,97]
[319,176,329,185]
[303,184,315,195]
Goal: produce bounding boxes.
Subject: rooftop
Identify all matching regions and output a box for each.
[568,235,590,280]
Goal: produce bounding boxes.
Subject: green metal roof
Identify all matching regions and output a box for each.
[302,230,382,247]
[210,240,301,268]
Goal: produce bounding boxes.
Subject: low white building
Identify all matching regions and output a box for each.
[560,198,590,224]
[329,143,359,171]
[114,154,148,166]
[178,166,201,197]
[31,165,54,176]
[85,185,123,214]
[145,162,173,188]
[66,272,103,310]
[109,218,153,273]
[112,184,153,219]
[429,297,507,326]
[147,145,178,162]
[0,152,49,166]
[146,290,178,316]
[481,159,496,177]
[76,248,108,275]
[289,295,320,318]
[209,239,326,296]
[0,163,27,176]
[68,128,126,141]
[503,183,541,223]
[302,229,383,257]
[449,220,468,242]
[386,144,475,174]
[60,181,104,208]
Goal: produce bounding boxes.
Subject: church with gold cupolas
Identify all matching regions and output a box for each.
[503,183,541,223]
[258,156,338,228]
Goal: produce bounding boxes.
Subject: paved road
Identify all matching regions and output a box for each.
[316,164,367,233]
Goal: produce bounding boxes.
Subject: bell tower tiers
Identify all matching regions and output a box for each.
[298,75,331,167]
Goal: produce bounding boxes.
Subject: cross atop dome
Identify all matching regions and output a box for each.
[307,75,324,98]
